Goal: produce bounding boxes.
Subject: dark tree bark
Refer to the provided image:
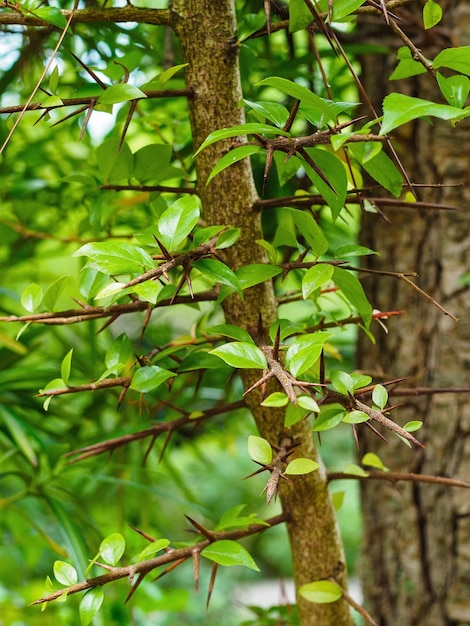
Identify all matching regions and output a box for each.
[357,2,470,624]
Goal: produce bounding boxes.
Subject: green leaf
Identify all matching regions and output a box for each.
[334,244,378,258]
[332,266,373,326]
[236,264,282,289]
[342,410,369,424]
[79,588,104,626]
[362,452,388,471]
[433,46,470,76]
[286,332,332,378]
[237,13,266,42]
[381,93,470,135]
[301,148,348,220]
[349,143,403,197]
[157,196,200,251]
[43,276,69,311]
[285,458,320,475]
[330,0,367,20]
[302,264,334,299]
[73,242,154,275]
[192,258,242,294]
[437,73,470,108]
[289,0,313,32]
[285,208,329,256]
[136,539,171,562]
[99,533,125,566]
[33,6,67,28]
[243,99,290,127]
[423,0,442,29]
[257,77,336,124]
[207,324,254,343]
[79,268,109,301]
[403,420,423,432]
[133,143,173,182]
[343,462,368,477]
[195,123,290,156]
[210,342,267,369]
[372,384,388,409]
[0,405,38,466]
[312,407,345,431]
[105,333,133,372]
[297,395,320,413]
[21,283,43,313]
[60,349,73,386]
[299,580,343,603]
[155,63,188,86]
[330,369,354,395]
[332,491,345,511]
[95,138,134,183]
[201,540,259,571]
[248,435,272,464]
[206,145,263,184]
[54,561,78,586]
[390,47,428,80]
[260,392,289,407]
[284,402,308,427]
[98,83,147,105]
[130,365,175,392]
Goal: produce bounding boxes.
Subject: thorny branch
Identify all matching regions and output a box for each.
[30,512,289,606]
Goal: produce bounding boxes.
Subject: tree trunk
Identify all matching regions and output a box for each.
[170,1,353,624]
[357,3,470,624]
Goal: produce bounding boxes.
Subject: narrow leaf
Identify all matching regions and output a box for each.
[157,196,200,251]
[79,588,104,626]
[60,349,73,386]
[195,124,290,156]
[206,145,263,184]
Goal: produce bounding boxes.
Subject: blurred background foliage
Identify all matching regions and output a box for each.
[0,1,364,624]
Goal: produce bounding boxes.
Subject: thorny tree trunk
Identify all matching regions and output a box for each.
[170,1,353,625]
[357,2,470,624]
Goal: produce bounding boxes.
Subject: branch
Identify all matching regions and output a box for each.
[327,471,470,489]
[0,6,171,27]
[65,400,246,463]
[0,90,192,116]
[100,184,198,195]
[0,290,218,326]
[30,511,289,606]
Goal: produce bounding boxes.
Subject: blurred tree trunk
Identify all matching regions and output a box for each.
[357,2,470,624]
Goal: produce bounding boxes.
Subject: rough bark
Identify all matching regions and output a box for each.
[357,3,470,624]
[170,1,353,624]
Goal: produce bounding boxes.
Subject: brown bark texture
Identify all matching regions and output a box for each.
[357,2,470,624]
[170,1,353,624]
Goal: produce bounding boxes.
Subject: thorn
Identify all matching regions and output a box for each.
[127,524,157,543]
[118,99,138,152]
[153,236,173,262]
[192,550,200,592]
[124,572,146,604]
[184,515,215,541]
[206,562,218,609]
[273,323,281,360]
[158,429,172,462]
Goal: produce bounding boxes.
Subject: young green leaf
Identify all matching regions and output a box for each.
[210,342,267,369]
[312,407,345,431]
[342,410,369,424]
[201,540,259,571]
[193,258,242,294]
[285,332,332,379]
[433,46,470,76]
[157,196,200,251]
[43,276,69,311]
[206,324,254,343]
[21,283,43,313]
[297,395,320,413]
[289,0,313,32]
[285,208,329,256]
[260,392,289,407]
[284,403,308,427]
[423,0,442,29]
[299,580,343,604]
[130,366,175,393]
[206,145,263,184]
[285,458,320,475]
[136,539,171,562]
[334,245,378,258]
[99,533,125,566]
[332,266,373,327]
[98,84,147,105]
[331,491,345,511]
[79,588,104,626]
[133,143,172,182]
[247,435,272,465]
[236,264,282,290]
[362,452,389,471]
[195,123,290,156]
[403,420,423,432]
[330,370,354,395]
[301,148,348,221]
[243,99,290,127]
[73,242,154,275]
[372,383,388,409]
[390,47,428,81]
[343,462,368,477]
[53,561,78,586]
[437,73,470,108]
[60,349,73,386]
[302,264,334,299]
[32,6,67,28]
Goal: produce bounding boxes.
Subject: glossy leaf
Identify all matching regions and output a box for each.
[136,539,171,562]
[54,561,78,586]
[99,533,125,566]
[332,266,373,327]
[79,588,104,626]
[372,383,388,409]
[381,93,469,135]
[195,123,290,156]
[301,148,348,220]
[423,0,442,29]
[95,138,133,183]
[330,370,354,395]
[285,458,320,475]
[192,258,242,294]
[285,402,308,427]
[207,324,254,343]
[349,143,402,198]
[21,283,43,313]
[289,0,313,32]
[248,435,272,464]
[334,245,378,259]
[33,6,67,28]
[297,395,320,413]
[404,420,423,432]
[312,407,345,431]
[43,276,69,311]
[130,365,175,392]
[331,0,367,20]
[390,47,427,81]
[243,99,290,127]
[236,263,282,289]
[299,580,343,604]
[73,242,154,275]
[105,333,133,372]
[437,73,470,108]
[260,392,289,407]
[157,196,200,251]
[206,145,263,184]
[433,46,470,76]
[60,349,73,386]
[286,332,332,378]
[342,410,369,424]
[98,83,147,105]
[210,342,267,369]
[302,264,334,299]
[285,208,329,256]
[201,540,259,571]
